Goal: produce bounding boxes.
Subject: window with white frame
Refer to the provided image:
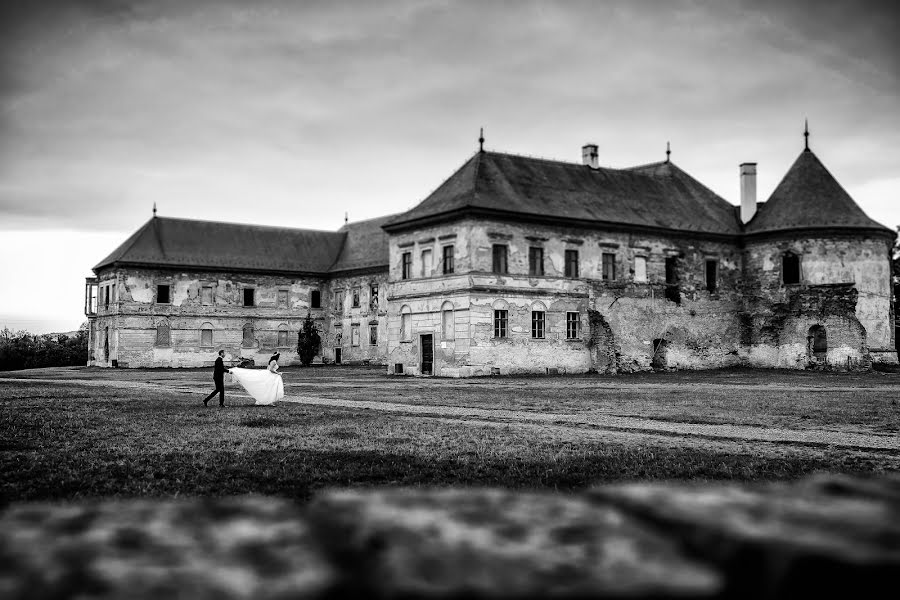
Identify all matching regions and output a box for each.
[421,248,433,277]
[531,310,545,339]
[351,325,360,346]
[441,302,454,340]
[400,305,412,341]
[634,256,647,282]
[566,312,580,340]
[494,309,508,338]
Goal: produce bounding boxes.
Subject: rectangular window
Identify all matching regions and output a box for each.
[565,250,579,278]
[242,326,254,348]
[421,248,433,277]
[370,325,378,345]
[351,325,360,346]
[634,257,647,282]
[531,311,545,339]
[402,252,412,279]
[334,290,345,313]
[310,289,321,309]
[492,244,508,274]
[278,289,289,308]
[201,286,214,305]
[103,286,110,308]
[566,312,580,340]
[369,285,379,311]
[243,288,255,307]
[528,247,544,276]
[706,260,718,293]
[494,309,508,338]
[602,253,616,281]
[665,256,681,304]
[443,245,454,274]
[157,284,170,304]
[200,328,213,348]
[352,287,360,308]
[783,254,800,285]
[277,329,289,347]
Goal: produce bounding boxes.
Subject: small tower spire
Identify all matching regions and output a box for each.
[152,202,157,217]
[804,119,810,152]
[478,127,484,152]
[344,211,348,225]
[665,141,671,163]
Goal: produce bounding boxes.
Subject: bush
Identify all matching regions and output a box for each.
[296,312,322,367]
[0,323,88,371]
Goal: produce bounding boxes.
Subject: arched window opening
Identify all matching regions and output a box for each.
[441,301,455,340]
[783,253,800,285]
[808,325,827,359]
[242,324,255,348]
[400,305,412,342]
[200,323,213,348]
[156,321,170,347]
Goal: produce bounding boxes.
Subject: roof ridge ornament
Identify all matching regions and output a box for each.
[153,202,157,218]
[479,127,484,153]
[666,141,671,163]
[804,119,810,152]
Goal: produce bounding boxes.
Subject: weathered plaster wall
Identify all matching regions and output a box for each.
[743,235,896,366]
[90,267,330,368]
[324,272,389,365]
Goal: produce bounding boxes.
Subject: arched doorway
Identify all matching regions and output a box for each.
[807,325,827,363]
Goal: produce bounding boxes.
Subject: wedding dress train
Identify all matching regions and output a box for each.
[229,367,284,405]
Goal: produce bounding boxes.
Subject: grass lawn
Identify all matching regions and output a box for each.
[1,366,899,504]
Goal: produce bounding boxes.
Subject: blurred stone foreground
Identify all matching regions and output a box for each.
[1,474,898,600]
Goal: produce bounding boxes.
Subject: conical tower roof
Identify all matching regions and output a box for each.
[746,149,890,236]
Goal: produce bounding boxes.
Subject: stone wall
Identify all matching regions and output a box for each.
[325,271,390,365]
[3,473,898,599]
[88,268,329,368]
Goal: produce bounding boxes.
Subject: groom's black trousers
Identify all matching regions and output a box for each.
[204,377,225,405]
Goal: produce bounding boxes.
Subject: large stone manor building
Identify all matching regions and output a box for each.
[84,130,897,374]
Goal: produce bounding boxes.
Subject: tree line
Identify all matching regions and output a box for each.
[0,324,88,371]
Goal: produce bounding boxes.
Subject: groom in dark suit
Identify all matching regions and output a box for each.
[203,349,230,406]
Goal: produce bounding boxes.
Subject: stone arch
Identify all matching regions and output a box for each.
[491,299,509,310]
[587,310,618,374]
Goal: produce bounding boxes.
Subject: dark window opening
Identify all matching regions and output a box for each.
[369,285,379,311]
[565,250,579,278]
[665,256,681,304]
[783,253,800,285]
[494,309,508,338]
[157,284,170,304]
[310,289,321,309]
[243,288,255,307]
[566,312,580,339]
[443,245,455,274]
[529,247,544,276]
[492,245,508,274]
[602,253,616,281]
[808,325,827,359]
[706,260,718,293]
[352,287,360,308]
[402,252,412,279]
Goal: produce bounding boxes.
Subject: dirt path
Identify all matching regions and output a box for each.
[3,376,898,452]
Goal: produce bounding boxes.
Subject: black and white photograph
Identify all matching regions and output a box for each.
[1,0,899,598]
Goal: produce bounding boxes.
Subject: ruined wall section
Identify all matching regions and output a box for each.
[743,235,896,367]
[93,267,330,368]
[323,271,390,365]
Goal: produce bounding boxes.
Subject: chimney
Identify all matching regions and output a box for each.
[582,144,598,169]
[740,162,757,223]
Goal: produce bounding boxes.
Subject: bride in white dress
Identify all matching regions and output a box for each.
[229,352,284,406]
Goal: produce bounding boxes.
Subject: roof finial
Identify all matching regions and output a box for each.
[804,119,809,152]
[665,141,671,163]
[478,127,484,153]
[152,202,157,217]
[344,211,348,225]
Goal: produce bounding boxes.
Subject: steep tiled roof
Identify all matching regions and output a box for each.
[94,217,346,274]
[384,151,742,236]
[329,214,396,273]
[746,150,890,235]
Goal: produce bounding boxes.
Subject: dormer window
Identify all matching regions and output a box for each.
[783,253,800,285]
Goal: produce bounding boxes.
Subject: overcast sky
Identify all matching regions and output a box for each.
[1,0,898,333]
